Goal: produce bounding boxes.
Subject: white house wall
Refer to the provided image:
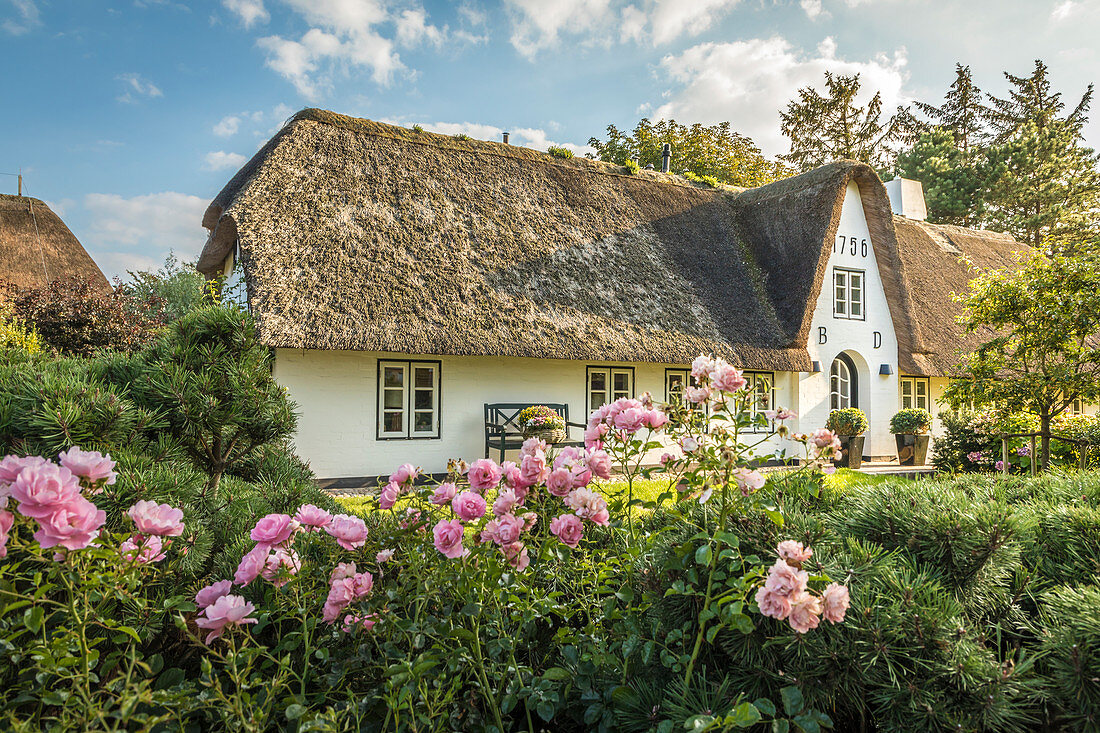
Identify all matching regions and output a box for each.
[274,349,798,478]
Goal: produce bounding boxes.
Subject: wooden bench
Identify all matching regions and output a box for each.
[484,403,586,462]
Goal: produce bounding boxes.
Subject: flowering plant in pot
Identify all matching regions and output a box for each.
[825,408,869,469]
[517,405,567,443]
[890,408,932,466]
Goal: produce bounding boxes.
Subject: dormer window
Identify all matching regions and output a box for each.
[833,268,865,320]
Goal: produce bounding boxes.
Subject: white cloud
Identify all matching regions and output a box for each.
[115,72,163,103]
[203,150,248,171]
[3,0,40,35]
[800,0,825,19]
[1051,0,1078,20]
[396,8,444,47]
[505,0,739,57]
[213,114,241,137]
[82,192,209,277]
[223,0,268,27]
[653,36,909,157]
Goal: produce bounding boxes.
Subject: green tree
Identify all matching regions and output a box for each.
[944,243,1100,468]
[780,71,904,171]
[913,63,988,155]
[130,304,296,495]
[896,129,987,227]
[587,118,789,186]
[986,59,1093,142]
[122,252,208,323]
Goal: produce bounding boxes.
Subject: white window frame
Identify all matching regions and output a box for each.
[745,372,775,432]
[830,358,854,410]
[377,360,441,440]
[587,366,634,415]
[833,267,865,321]
[899,376,930,411]
[665,369,690,403]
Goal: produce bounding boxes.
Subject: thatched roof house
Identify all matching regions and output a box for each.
[197,108,1033,478]
[0,194,109,293]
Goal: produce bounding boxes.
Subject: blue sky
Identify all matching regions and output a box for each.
[2,0,1098,278]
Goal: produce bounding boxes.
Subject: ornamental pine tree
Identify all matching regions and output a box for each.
[913,63,989,156]
[779,72,904,171]
[896,129,987,227]
[985,59,1093,142]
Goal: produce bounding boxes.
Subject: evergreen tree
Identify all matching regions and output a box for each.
[895,129,987,227]
[913,63,988,155]
[986,59,1094,142]
[587,118,788,186]
[779,72,903,171]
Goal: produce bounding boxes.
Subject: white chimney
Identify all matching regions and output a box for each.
[885,177,927,221]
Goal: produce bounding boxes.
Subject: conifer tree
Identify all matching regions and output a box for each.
[896,129,987,227]
[913,63,988,155]
[985,59,1094,141]
[780,72,903,171]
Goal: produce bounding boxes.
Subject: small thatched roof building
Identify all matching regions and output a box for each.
[0,194,109,292]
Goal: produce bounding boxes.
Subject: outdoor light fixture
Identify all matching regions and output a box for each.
[879,363,894,375]
[811,360,822,373]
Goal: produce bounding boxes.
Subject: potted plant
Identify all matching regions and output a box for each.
[890,408,933,466]
[518,405,567,444]
[826,408,869,469]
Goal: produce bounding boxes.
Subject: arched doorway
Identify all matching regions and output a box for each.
[830,353,858,410]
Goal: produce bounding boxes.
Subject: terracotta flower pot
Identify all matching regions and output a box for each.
[835,435,865,469]
[895,434,930,466]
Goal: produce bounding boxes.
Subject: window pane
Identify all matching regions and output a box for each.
[384,412,404,433]
[915,381,926,396]
[902,380,912,396]
[414,367,434,388]
[590,391,607,410]
[414,389,433,410]
[383,366,404,388]
[590,371,606,390]
[903,395,912,409]
[613,372,630,393]
[413,411,433,432]
[383,389,403,409]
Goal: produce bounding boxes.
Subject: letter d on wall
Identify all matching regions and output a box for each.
[873,331,882,349]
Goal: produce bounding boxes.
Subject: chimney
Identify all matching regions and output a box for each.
[502,131,510,144]
[884,177,927,220]
[661,143,671,173]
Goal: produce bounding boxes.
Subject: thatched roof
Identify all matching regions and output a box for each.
[0,194,110,293]
[198,108,1028,375]
[893,217,1029,376]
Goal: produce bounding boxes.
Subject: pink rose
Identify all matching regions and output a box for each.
[195,580,233,609]
[809,429,842,459]
[686,386,711,404]
[549,513,583,548]
[764,407,797,421]
[234,543,270,585]
[777,540,812,565]
[342,613,378,633]
[502,541,529,571]
[493,513,525,546]
[565,488,610,525]
[467,459,502,493]
[520,437,547,457]
[120,534,167,564]
[691,355,715,380]
[196,594,257,644]
[519,453,548,487]
[322,570,374,623]
[330,561,358,582]
[546,468,573,498]
[787,591,823,633]
[709,361,746,392]
[492,488,521,516]
[613,407,647,433]
[642,410,669,430]
[479,519,501,545]
[500,461,522,489]
[822,583,850,624]
[0,454,48,486]
[57,447,117,489]
[261,547,301,587]
[733,468,766,496]
[389,463,419,486]
[294,504,333,529]
[379,481,400,510]
[10,462,82,519]
[433,518,468,559]
[764,559,808,597]
[451,491,487,522]
[34,497,106,551]
[127,500,185,537]
[521,511,538,531]
[755,586,792,620]
[430,482,458,506]
[680,436,700,453]
[584,423,609,450]
[325,514,369,551]
[399,507,424,531]
[586,449,612,480]
[375,548,394,563]
[250,513,297,546]
[0,510,12,559]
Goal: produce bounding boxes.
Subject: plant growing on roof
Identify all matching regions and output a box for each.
[890,408,932,434]
[411,124,423,133]
[623,159,640,175]
[826,408,868,436]
[547,145,573,159]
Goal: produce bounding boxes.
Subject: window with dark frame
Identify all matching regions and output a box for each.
[587,366,634,416]
[745,371,775,432]
[833,267,865,320]
[377,360,440,439]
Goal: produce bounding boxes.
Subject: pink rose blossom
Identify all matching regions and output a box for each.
[500,461,523,489]
[549,513,583,548]
[196,594,257,644]
[479,518,501,545]
[777,540,813,565]
[195,580,233,609]
[586,449,612,480]
[389,464,419,486]
[642,410,669,430]
[680,436,700,453]
[709,361,747,392]
[57,447,117,489]
[0,510,14,559]
[261,547,301,587]
[520,437,547,457]
[430,482,458,506]
[250,513,297,546]
[502,541,529,571]
[399,507,424,531]
[733,468,766,496]
[764,407,797,421]
[787,591,823,633]
[375,548,394,563]
[120,534,167,564]
[822,583,850,624]
[755,586,792,620]
[342,613,378,633]
[325,514,369,551]
[493,513,525,546]
[565,488,610,526]
[34,498,106,551]
[378,481,400,510]
[294,504,333,529]
[433,518,468,559]
[10,462,82,519]
[546,468,573,498]
[492,488,521,516]
[127,500,185,537]
[330,562,358,582]
[521,512,538,531]
[809,429,842,459]
[613,407,647,433]
[691,355,715,380]
[451,491,487,522]
[764,559,808,597]
[584,423,608,450]
[467,459,502,493]
[519,452,548,487]
[322,570,375,623]
[0,454,48,486]
[234,543,270,585]
[686,386,711,404]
